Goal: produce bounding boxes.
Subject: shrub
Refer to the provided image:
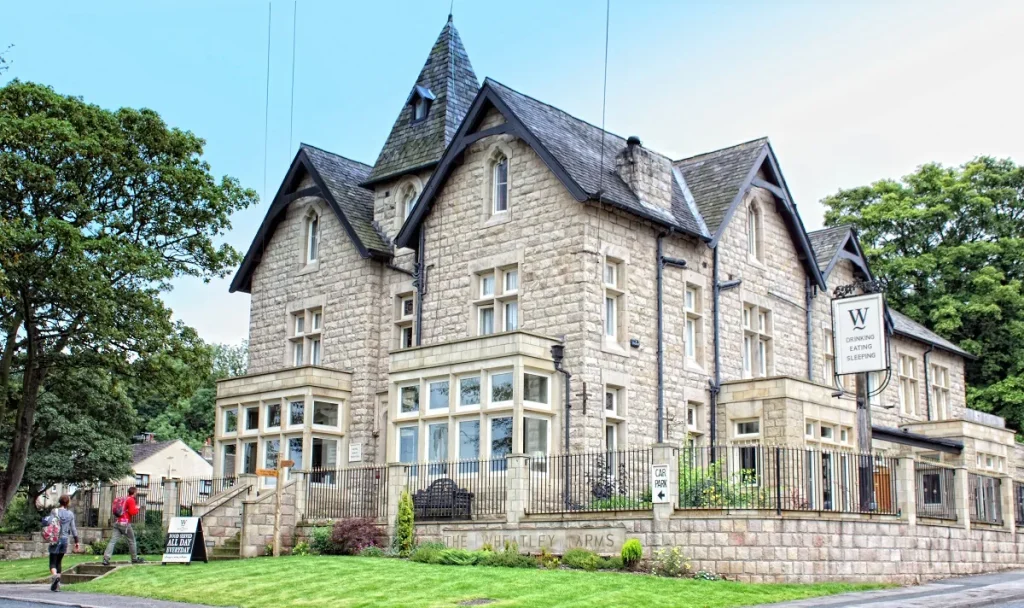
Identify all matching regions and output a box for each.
[480,543,494,552]
[562,548,601,571]
[134,525,166,555]
[437,548,478,566]
[599,556,624,570]
[478,551,538,568]
[621,539,643,569]
[291,542,311,556]
[330,518,384,556]
[309,526,333,555]
[652,547,690,577]
[588,496,649,510]
[0,493,41,534]
[410,542,445,564]
[358,546,388,558]
[396,491,415,557]
[537,547,560,569]
[695,570,721,581]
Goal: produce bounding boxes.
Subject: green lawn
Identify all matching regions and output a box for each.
[74,556,885,608]
[0,554,160,582]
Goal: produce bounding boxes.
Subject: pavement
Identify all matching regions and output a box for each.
[0,585,222,608]
[749,570,1024,608]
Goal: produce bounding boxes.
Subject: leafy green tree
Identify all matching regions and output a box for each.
[0,80,257,519]
[822,157,1024,430]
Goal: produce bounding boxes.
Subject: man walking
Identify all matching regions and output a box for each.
[103,486,144,565]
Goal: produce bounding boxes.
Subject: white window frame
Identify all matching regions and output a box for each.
[457,376,482,411]
[899,354,919,416]
[747,202,763,262]
[397,424,420,464]
[243,405,260,434]
[931,364,950,420]
[743,304,772,378]
[265,402,282,431]
[428,379,451,411]
[311,400,342,431]
[395,293,416,350]
[398,383,420,418]
[735,418,760,438]
[487,415,515,463]
[503,300,519,332]
[263,438,281,487]
[478,305,495,336]
[523,372,550,408]
[684,284,703,365]
[223,407,238,436]
[503,268,518,294]
[522,415,551,460]
[480,272,496,298]
[489,371,514,407]
[492,155,509,214]
[311,337,321,365]
[286,399,305,430]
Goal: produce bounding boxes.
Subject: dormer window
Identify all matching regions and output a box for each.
[408,85,436,124]
[400,183,419,221]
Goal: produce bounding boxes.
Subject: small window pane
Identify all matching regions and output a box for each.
[504,301,518,331]
[490,416,513,462]
[737,420,759,435]
[313,401,339,427]
[524,374,548,404]
[491,373,513,403]
[504,269,518,292]
[311,339,321,365]
[523,417,548,456]
[479,306,495,335]
[481,274,495,297]
[402,297,415,318]
[401,326,414,349]
[604,263,617,287]
[493,158,508,212]
[605,391,616,412]
[289,437,304,468]
[685,318,696,358]
[289,400,304,426]
[399,427,418,463]
[605,297,617,337]
[459,420,480,462]
[295,315,305,335]
[265,439,280,469]
[428,423,448,463]
[293,342,303,366]
[243,442,258,474]
[245,407,259,431]
[429,381,449,410]
[224,408,238,433]
[460,377,481,406]
[267,403,281,428]
[308,216,319,262]
[401,386,420,414]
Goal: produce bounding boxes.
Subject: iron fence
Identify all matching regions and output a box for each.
[177,477,237,516]
[405,458,507,519]
[1016,482,1024,528]
[916,461,957,521]
[969,473,1002,525]
[68,488,101,528]
[678,445,899,515]
[110,481,164,525]
[305,465,389,520]
[527,449,653,514]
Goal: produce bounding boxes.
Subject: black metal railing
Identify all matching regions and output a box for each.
[405,458,507,519]
[305,465,389,520]
[678,445,899,515]
[916,461,957,520]
[969,473,1002,525]
[68,488,101,528]
[527,449,653,514]
[177,477,237,516]
[111,481,164,525]
[1015,482,1024,528]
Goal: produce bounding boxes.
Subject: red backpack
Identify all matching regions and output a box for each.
[112,496,128,519]
[42,510,60,544]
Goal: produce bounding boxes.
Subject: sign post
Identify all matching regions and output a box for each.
[162,517,208,565]
[257,458,294,558]
[651,464,670,504]
[831,288,888,511]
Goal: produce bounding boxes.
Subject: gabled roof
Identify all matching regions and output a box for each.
[395,79,710,247]
[890,309,973,358]
[230,145,386,294]
[363,16,479,186]
[808,225,873,281]
[132,440,178,465]
[674,138,767,234]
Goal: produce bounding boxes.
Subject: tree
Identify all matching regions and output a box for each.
[0,80,257,520]
[0,45,10,75]
[822,157,1024,430]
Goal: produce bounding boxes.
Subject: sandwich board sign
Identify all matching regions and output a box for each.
[651,464,670,504]
[831,292,888,375]
[162,517,208,564]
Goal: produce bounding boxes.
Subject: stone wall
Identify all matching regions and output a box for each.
[192,479,253,547]
[240,480,299,558]
[0,528,105,561]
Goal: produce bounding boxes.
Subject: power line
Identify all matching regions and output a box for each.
[288,1,298,153]
[262,2,272,204]
[597,0,611,201]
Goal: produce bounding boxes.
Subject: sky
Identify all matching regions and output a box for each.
[3,1,1022,346]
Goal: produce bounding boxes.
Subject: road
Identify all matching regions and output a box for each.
[0,585,220,608]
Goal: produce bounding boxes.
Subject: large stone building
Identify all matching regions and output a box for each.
[214,17,1012,487]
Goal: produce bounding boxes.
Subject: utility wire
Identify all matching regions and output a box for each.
[597,0,611,201]
[262,2,272,204]
[288,1,298,153]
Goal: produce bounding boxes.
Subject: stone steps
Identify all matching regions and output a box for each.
[56,562,119,585]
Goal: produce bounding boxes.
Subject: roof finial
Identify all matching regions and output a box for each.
[448,0,454,22]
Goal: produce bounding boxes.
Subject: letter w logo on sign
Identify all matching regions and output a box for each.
[848,307,869,330]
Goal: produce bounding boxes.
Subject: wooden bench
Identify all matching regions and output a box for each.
[412,478,474,520]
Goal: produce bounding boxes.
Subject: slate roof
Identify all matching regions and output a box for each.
[808,225,853,269]
[365,17,479,185]
[132,440,177,465]
[889,309,973,358]
[302,145,386,253]
[485,79,709,238]
[673,138,769,235]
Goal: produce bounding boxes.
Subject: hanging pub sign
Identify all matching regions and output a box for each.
[831,292,888,375]
[162,517,208,564]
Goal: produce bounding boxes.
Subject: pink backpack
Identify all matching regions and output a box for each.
[42,510,60,544]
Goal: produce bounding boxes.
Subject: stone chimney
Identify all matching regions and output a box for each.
[615,136,674,215]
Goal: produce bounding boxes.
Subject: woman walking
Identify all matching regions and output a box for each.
[45,495,79,592]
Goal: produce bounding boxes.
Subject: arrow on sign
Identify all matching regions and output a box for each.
[657,491,665,501]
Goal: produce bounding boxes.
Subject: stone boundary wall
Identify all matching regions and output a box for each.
[413,514,1023,584]
[240,480,298,558]
[0,528,106,561]
[193,479,254,548]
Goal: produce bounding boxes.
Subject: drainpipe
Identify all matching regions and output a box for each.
[657,232,687,444]
[551,343,571,509]
[414,228,426,346]
[805,277,814,382]
[923,344,934,420]
[711,246,741,460]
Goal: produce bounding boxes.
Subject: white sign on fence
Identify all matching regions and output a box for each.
[831,292,888,375]
[651,464,670,504]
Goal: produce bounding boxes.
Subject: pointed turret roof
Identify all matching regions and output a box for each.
[363,17,479,185]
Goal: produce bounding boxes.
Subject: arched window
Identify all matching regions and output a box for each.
[492,154,508,213]
[305,211,320,264]
[747,203,763,261]
[400,184,419,221]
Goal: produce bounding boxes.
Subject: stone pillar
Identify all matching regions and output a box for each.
[1000,474,1015,535]
[293,470,308,520]
[506,454,528,524]
[896,458,916,526]
[98,485,114,530]
[163,478,180,529]
[652,444,678,527]
[954,466,971,532]
[385,463,409,538]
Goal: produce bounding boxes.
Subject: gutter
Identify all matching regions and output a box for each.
[551,344,572,510]
[414,228,426,346]
[656,232,687,444]
[710,246,741,460]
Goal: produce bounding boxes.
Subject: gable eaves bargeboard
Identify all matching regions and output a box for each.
[229,148,382,294]
[705,142,826,290]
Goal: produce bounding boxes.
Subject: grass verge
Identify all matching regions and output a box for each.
[0,554,160,582]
